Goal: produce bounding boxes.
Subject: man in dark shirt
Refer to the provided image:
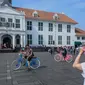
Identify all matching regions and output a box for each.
[62,47,67,59]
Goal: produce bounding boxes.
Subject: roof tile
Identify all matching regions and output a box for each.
[75,28,85,36]
[13,7,78,24]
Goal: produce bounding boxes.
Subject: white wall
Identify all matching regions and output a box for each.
[26,19,76,47]
[75,36,85,43]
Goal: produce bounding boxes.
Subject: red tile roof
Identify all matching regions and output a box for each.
[75,28,85,36]
[13,7,78,24]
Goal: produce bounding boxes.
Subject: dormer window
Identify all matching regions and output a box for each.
[4,4,8,6]
[0,0,12,7]
[32,11,38,17]
[53,13,59,20]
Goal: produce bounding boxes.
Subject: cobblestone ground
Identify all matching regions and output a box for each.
[0,52,84,85]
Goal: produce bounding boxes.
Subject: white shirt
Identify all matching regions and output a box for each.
[81,63,85,85]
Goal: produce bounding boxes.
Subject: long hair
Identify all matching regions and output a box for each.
[25,44,30,50]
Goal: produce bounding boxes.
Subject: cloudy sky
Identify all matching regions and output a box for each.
[12,0,85,30]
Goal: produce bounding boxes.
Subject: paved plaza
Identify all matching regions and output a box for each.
[0,52,84,85]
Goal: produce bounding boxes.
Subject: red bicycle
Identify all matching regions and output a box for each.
[54,51,73,63]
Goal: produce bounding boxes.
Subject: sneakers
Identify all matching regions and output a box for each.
[23,63,25,66]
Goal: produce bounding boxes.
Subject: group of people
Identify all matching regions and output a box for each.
[18,44,85,85]
[56,46,75,54]
[56,46,67,59]
[48,45,85,85]
[1,43,13,49]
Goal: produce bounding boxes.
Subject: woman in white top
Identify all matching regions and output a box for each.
[73,47,85,85]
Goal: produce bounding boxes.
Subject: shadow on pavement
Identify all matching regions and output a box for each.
[29,65,48,71]
[38,65,48,69]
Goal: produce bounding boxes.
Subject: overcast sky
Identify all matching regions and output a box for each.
[12,0,85,30]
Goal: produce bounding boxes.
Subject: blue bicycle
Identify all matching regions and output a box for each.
[11,54,40,70]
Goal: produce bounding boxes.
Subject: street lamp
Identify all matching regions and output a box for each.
[54,23,56,47]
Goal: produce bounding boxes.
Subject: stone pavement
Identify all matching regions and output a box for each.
[0,52,84,85]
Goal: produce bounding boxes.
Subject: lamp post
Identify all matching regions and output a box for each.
[54,23,56,47]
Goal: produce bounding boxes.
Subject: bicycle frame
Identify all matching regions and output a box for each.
[59,51,71,61]
[64,54,71,61]
[18,53,40,68]
[17,54,28,67]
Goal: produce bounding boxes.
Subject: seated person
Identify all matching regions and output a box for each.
[24,45,34,62]
[62,47,67,59]
[23,45,35,68]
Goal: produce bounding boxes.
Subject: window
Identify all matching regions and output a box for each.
[38,35,43,45]
[15,35,20,45]
[53,14,59,20]
[48,35,53,44]
[15,19,20,28]
[77,37,80,40]
[0,22,2,27]
[32,11,38,17]
[34,14,38,17]
[27,34,32,45]
[82,37,85,40]
[0,17,5,22]
[67,25,71,32]
[58,36,62,45]
[8,18,13,27]
[0,17,5,27]
[27,21,32,30]
[49,23,53,31]
[67,36,71,45]
[38,22,43,31]
[8,18,12,22]
[58,24,62,32]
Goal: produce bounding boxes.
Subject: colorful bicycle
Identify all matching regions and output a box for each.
[11,53,40,70]
[54,51,73,63]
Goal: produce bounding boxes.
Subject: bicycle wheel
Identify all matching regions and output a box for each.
[11,60,21,70]
[54,54,61,62]
[66,55,73,63]
[30,58,40,69]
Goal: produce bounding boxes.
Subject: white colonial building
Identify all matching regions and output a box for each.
[74,28,85,47]
[0,0,83,49]
[0,0,26,49]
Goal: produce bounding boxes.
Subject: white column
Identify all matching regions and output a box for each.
[23,35,25,47]
[22,35,25,47]
[12,35,15,49]
[54,23,56,47]
[0,34,2,49]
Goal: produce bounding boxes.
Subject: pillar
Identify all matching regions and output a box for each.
[22,35,25,47]
[0,34,2,49]
[12,35,15,49]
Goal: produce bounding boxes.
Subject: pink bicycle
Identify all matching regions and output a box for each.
[54,51,73,63]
